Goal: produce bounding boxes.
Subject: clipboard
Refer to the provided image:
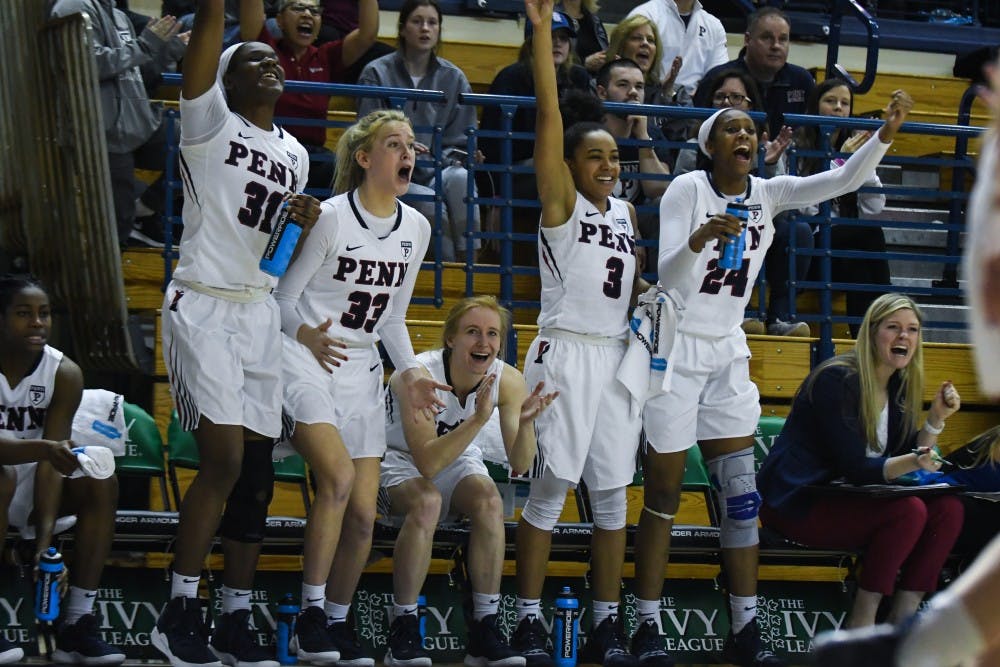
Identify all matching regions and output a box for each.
[806,482,965,498]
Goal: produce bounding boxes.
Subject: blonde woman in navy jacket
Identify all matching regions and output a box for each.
[757,293,963,629]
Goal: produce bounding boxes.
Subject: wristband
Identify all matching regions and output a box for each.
[923,420,944,436]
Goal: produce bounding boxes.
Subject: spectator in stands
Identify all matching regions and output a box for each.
[554,0,608,73]
[624,0,727,99]
[698,7,814,140]
[166,0,279,47]
[510,2,644,666]
[273,109,447,664]
[49,0,187,249]
[357,0,482,264]
[239,0,379,193]
[0,275,123,665]
[794,78,889,338]
[313,0,394,81]
[604,16,682,108]
[150,2,321,665]
[639,89,912,667]
[479,10,590,265]
[758,293,963,628]
[380,296,555,667]
[812,51,1000,667]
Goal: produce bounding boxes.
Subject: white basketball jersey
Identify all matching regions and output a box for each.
[0,346,62,440]
[385,348,504,453]
[172,84,310,291]
[537,193,637,338]
[276,190,431,346]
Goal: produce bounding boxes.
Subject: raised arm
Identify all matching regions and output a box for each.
[239,0,266,42]
[182,0,227,100]
[342,0,379,68]
[526,0,577,228]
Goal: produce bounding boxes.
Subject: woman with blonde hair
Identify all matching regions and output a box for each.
[274,108,447,663]
[758,293,964,628]
[604,15,682,106]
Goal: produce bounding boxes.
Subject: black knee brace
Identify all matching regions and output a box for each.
[219,439,275,543]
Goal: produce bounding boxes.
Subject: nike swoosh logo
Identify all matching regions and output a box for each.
[238,132,253,140]
[233,592,251,597]
[370,364,380,372]
[489,597,500,604]
[307,597,325,603]
[346,244,364,251]
[181,578,200,584]
[584,211,600,217]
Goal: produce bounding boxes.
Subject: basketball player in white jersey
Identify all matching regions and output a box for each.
[152,2,321,666]
[511,2,644,666]
[380,296,556,667]
[0,276,123,665]
[631,94,912,667]
[273,109,449,664]
[812,56,1000,667]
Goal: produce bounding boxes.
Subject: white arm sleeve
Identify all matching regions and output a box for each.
[379,220,432,372]
[657,177,703,286]
[767,134,891,215]
[274,206,335,337]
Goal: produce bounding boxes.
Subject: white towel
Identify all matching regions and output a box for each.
[616,286,683,416]
[71,389,127,456]
[69,446,116,480]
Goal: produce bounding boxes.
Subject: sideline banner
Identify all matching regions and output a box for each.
[0,567,852,663]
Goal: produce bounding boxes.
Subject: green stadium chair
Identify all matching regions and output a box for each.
[167,411,311,514]
[118,402,170,511]
[753,416,787,473]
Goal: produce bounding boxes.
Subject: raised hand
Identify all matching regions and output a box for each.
[660,56,683,95]
[929,380,961,424]
[400,367,451,422]
[762,125,793,165]
[524,0,554,29]
[841,129,873,154]
[473,374,498,423]
[520,382,558,423]
[297,318,349,373]
[878,89,914,143]
[145,15,183,42]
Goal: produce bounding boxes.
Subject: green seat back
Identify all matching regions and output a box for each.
[754,416,786,473]
[273,453,307,482]
[118,402,166,475]
[682,444,711,488]
[167,410,201,469]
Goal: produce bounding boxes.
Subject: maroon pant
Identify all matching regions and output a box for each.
[760,494,964,595]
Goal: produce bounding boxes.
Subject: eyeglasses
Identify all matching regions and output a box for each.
[712,92,750,107]
[284,3,321,15]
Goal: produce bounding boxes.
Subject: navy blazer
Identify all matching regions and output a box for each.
[757,361,919,514]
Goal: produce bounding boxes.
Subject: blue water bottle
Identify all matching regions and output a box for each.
[260,200,302,278]
[552,586,579,667]
[276,593,300,665]
[35,546,63,622]
[417,594,427,641]
[719,201,749,270]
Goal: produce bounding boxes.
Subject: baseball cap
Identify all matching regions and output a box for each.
[524,11,577,41]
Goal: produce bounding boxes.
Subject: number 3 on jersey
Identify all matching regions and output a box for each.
[699,257,750,297]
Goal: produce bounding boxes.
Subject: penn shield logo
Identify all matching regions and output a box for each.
[29,385,46,406]
[286,151,299,167]
[401,241,413,259]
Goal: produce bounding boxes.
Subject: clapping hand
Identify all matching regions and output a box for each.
[520,382,559,423]
[877,89,914,142]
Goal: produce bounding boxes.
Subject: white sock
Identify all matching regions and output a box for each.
[730,594,756,634]
[302,582,326,609]
[170,572,200,600]
[516,598,542,623]
[325,601,351,625]
[895,592,986,667]
[221,585,252,614]
[635,598,662,630]
[592,600,619,626]
[472,592,501,621]
[64,586,97,625]
[393,603,419,620]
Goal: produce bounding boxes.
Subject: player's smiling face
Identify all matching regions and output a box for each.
[1,287,50,354]
[448,307,502,374]
[568,129,620,205]
[707,110,758,177]
[873,308,920,373]
[357,121,416,197]
[226,42,285,100]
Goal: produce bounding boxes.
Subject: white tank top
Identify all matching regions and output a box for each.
[0,346,63,439]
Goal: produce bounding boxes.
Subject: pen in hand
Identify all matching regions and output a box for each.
[911,447,954,468]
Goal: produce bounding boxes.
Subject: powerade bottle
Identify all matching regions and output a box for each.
[35,546,63,622]
[260,199,302,278]
[417,594,427,641]
[552,586,579,667]
[276,593,300,665]
[719,201,749,270]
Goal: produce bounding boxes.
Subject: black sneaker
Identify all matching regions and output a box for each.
[151,597,223,667]
[327,619,374,667]
[0,636,23,665]
[210,609,279,667]
[813,624,902,667]
[290,606,340,665]
[384,614,432,667]
[510,615,553,667]
[53,613,126,665]
[464,614,526,667]
[721,619,786,667]
[579,616,638,667]
[629,619,674,667]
